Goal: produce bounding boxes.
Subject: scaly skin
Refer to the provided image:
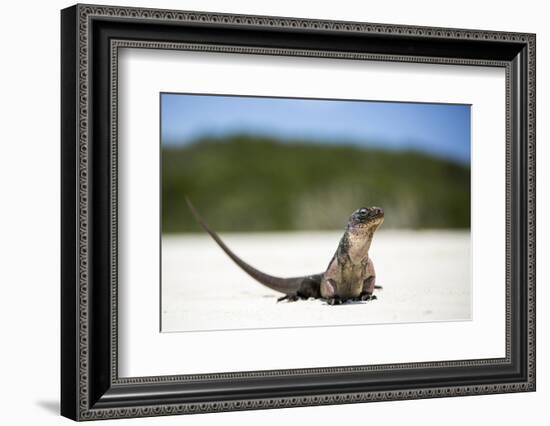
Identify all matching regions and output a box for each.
[186,198,384,305]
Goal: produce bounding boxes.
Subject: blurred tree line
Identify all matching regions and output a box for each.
[162,135,470,233]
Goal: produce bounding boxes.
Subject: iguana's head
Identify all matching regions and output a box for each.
[348,207,384,233]
[341,207,384,261]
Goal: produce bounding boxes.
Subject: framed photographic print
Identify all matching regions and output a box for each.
[61,4,536,421]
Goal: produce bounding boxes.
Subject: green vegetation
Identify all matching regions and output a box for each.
[162,135,470,233]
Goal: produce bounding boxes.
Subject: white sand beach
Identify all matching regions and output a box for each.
[161,230,471,333]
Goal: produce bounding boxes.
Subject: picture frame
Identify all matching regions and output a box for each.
[60,3,536,421]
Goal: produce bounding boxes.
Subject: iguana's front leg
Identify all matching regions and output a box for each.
[321,278,342,305]
[357,258,377,301]
[320,255,340,302]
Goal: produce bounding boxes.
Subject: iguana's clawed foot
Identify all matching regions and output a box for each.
[353,293,378,302]
[277,294,299,302]
[278,291,378,304]
[358,292,377,301]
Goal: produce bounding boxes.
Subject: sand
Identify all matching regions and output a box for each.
[161,230,471,333]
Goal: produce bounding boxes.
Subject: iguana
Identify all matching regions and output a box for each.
[186,198,384,305]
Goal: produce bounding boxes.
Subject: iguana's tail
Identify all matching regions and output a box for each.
[185,198,320,296]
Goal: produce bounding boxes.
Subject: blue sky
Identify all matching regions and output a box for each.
[161,93,471,165]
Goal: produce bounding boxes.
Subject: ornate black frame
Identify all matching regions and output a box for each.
[61,3,536,421]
